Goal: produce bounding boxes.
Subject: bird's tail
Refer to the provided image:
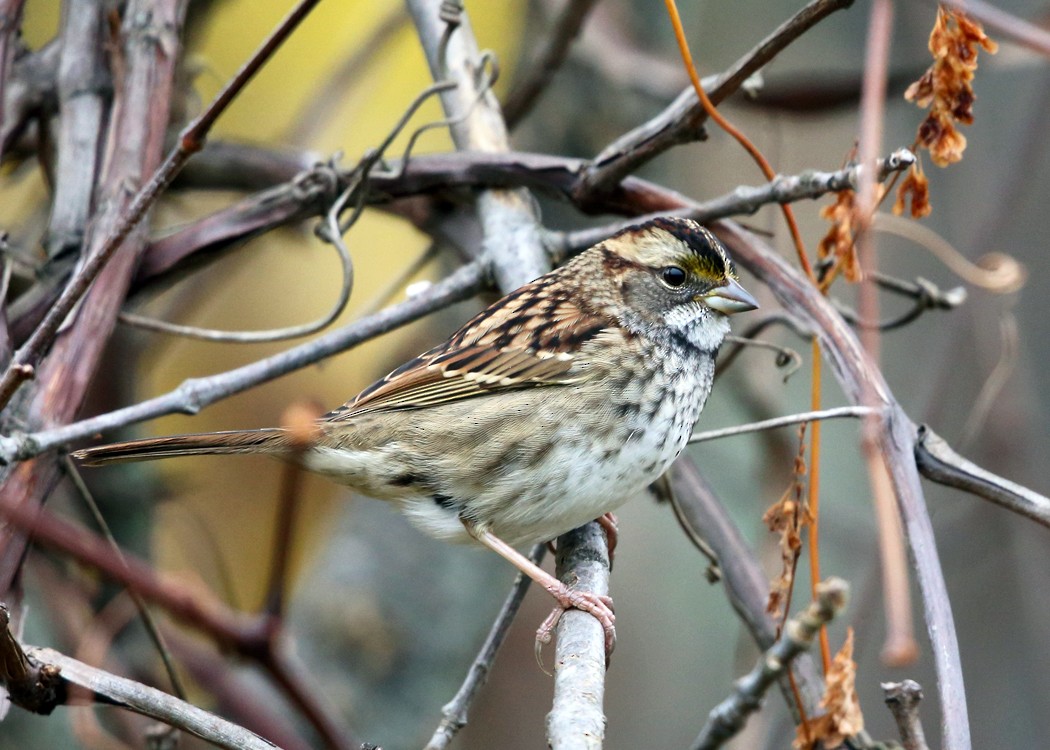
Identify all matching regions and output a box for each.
[72,429,291,466]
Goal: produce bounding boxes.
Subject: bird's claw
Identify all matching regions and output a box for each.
[534,586,616,670]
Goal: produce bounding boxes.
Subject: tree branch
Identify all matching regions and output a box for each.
[689,578,849,750]
[22,646,281,750]
[915,426,1050,530]
[574,0,855,200]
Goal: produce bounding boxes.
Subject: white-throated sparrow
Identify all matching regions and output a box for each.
[75,217,757,652]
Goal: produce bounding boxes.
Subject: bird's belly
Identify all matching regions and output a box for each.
[435,393,697,547]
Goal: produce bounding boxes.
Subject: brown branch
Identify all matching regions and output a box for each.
[0,0,190,596]
[574,0,855,201]
[138,148,910,302]
[0,499,359,749]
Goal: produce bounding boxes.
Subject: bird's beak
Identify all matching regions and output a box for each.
[701,278,759,315]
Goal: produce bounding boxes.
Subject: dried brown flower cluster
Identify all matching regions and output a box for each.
[817,188,862,283]
[896,5,997,217]
[906,5,998,166]
[764,437,809,619]
[795,629,865,749]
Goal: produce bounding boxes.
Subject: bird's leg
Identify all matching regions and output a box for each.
[595,512,619,568]
[463,521,616,657]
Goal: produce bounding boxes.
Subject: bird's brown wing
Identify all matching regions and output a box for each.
[325,277,615,421]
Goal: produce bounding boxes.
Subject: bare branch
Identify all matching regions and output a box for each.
[22,646,281,750]
[0,261,484,461]
[546,522,611,748]
[688,406,878,445]
[718,221,971,750]
[688,578,850,750]
[915,426,1050,530]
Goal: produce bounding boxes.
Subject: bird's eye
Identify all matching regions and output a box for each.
[661,266,687,287]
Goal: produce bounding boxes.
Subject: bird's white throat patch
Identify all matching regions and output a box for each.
[663,303,730,351]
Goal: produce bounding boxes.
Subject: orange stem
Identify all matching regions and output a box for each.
[807,343,832,673]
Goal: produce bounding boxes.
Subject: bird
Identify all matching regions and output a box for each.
[74,216,758,654]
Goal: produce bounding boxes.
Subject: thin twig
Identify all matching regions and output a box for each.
[0,0,325,408]
[61,457,188,700]
[425,544,546,750]
[883,679,931,750]
[688,578,850,750]
[120,176,356,343]
[23,646,280,750]
[688,406,878,444]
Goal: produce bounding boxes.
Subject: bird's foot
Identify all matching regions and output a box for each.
[534,583,616,668]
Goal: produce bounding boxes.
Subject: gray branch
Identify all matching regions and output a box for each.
[883,679,930,750]
[915,426,1050,529]
[717,221,971,750]
[546,523,611,749]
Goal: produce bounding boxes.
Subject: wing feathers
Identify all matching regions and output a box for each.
[326,278,614,422]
